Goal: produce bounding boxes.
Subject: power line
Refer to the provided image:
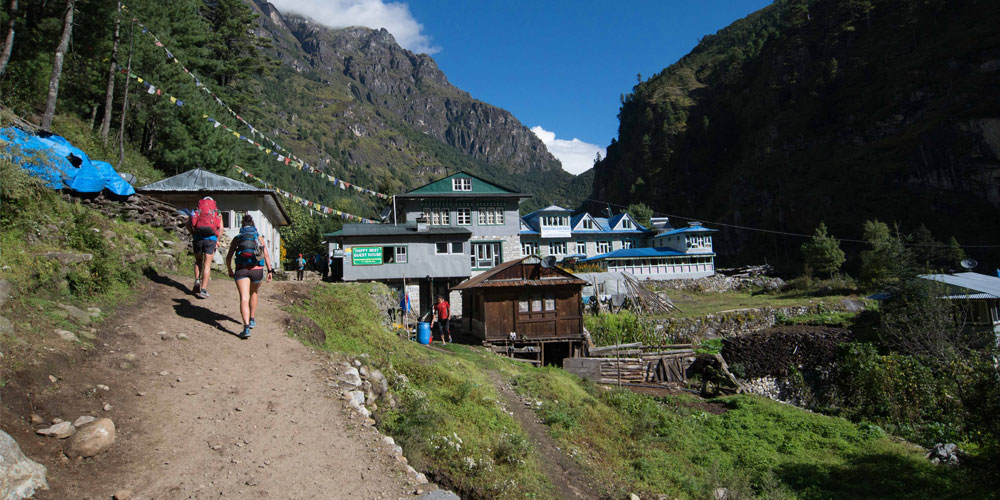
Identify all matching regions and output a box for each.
[583,198,1000,249]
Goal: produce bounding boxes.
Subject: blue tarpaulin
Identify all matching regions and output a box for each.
[93,160,136,196]
[0,127,135,196]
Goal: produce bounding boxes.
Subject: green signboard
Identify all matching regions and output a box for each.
[351,246,382,265]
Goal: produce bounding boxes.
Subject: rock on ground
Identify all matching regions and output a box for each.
[64,418,116,458]
[36,421,75,439]
[0,430,49,499]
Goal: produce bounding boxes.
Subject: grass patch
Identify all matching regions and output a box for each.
[513,367,988,499]
[776,310,858,327]
[292,283,555,499]
[293,283,991,499]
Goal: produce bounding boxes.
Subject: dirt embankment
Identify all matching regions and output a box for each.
[1,273,428,499]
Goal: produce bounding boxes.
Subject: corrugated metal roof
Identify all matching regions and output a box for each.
[400,171,526,197]
[656,224,718,236]
[139,168,268,192]
[941,293,998,300]
[453,256,586,289]
[919,272,1000,298]
[324,223,472,238]
[581,247,710,262]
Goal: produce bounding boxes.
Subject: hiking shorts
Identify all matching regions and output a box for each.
[193,238,217,255]
[234,267,265,283]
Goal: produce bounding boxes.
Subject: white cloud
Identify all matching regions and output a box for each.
[269,0,440,54]
[531,126,605,176]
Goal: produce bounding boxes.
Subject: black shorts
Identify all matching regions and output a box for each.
[192,238,217,255]
[234,268,264,283]
[435,318,450,334]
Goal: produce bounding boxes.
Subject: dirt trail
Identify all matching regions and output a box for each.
[2,273,422,499]
[492,375,600,500]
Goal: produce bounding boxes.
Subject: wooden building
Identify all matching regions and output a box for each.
[453,256,588,366]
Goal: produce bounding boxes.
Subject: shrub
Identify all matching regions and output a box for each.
[585,310,658,346]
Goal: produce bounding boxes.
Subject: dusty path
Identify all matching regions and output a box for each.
[3,273,423,499]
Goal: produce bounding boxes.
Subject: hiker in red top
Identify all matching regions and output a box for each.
[187,196,223,299]
[430,295,452,344]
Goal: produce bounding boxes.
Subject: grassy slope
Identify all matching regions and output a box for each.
[293,282,986,499]
[0,113,180,379]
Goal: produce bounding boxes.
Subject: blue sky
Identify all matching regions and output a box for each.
[269,0,773,174]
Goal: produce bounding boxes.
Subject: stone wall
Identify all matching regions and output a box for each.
[650,300,861,342]
[61,192,191,239]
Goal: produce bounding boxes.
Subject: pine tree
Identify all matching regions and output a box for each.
[0,0,17,77]
[859,219,910,290]
[41,0,75,130]
[800,221,845,278]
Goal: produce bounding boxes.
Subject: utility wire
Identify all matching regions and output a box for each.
[583,198,1000,249]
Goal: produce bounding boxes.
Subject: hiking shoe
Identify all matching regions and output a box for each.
[198,289,209,299]
[239,326,251,339]
[249,318,256,329]
[193,281,201,294]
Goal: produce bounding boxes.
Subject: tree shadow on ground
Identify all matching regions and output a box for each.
[172,298,240,336]
[144,268,193,295]
[776,451,984,499]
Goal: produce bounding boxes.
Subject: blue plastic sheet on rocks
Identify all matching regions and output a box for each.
[0,127,135,196]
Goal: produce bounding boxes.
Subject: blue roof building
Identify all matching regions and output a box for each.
[578,221,718,280]
[519,206,651,261]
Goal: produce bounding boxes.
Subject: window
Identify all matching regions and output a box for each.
[425,208,450,226]
[581,218,594,230]
[576,241,586,255]
[531,298,542,311]
[456,208,471,225]
[478,207,504,225]
[471,242,502,269]
[597,241,612,254]
[549,241,566,255]
[436,241,463,255]
[544,295,555,311]
[621,218,634,230]
[382,246,407,264]
[221,211,232,229]
[622,239,635,249]
[522,241,538,256]
[542,215,569,227]
[519,300,529,313]
[452,177,472,191]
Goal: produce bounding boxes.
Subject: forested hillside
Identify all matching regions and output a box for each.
[0,0,588,228]
[591,0,1000,266]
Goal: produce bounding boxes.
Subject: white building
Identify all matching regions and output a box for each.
[139,169,291,269]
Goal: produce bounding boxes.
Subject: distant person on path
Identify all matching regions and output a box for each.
[187,196,222,299]
[296,254,306,281]
[225,214,274,339]
[430,295,452,344]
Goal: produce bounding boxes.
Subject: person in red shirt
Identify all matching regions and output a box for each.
[431,295,452,344]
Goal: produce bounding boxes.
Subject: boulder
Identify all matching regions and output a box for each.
[0,430,49,499]
[340,367,362,388]
[36,421,75,439]
[72,416,96,427]
[64,418,116,458]
[54,329,78,342]
[57,304,92,325]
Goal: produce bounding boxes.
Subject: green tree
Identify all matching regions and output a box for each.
[858,219,909,290]
[626,202,653,229]
[800,221,845,278]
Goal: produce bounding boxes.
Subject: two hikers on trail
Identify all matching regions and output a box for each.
[225,214,274,339]
[188,197,223,299]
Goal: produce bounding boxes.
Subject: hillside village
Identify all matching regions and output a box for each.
[2,0,1000,499]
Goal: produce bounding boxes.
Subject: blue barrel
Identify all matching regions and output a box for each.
[417,322,431,345]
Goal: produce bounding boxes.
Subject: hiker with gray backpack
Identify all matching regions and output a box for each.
[225,214,274,339]
[188,196,223,299]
